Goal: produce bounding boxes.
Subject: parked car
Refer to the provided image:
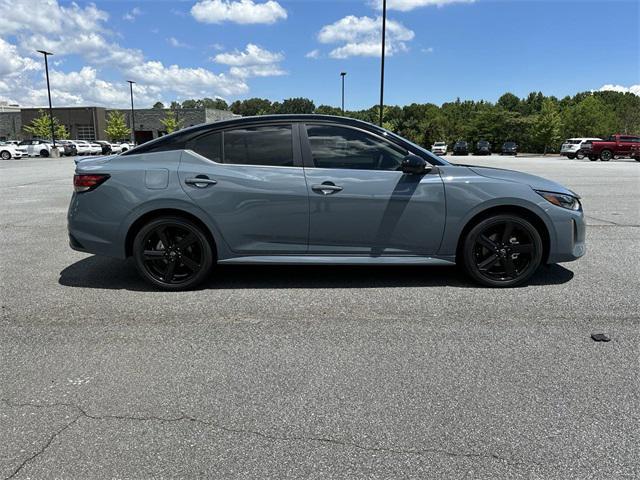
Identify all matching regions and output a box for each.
[18,139,54,157]
[452,140,469,155]
[431,142,447,156]
[68,115,586,291]
[631,144,640,162]
[560,138,602,160]
[0,141,28,159]
[96,141,114,155]
[117,142,131,152]
[501,141,518,156]
[57,140,78,157]
[73,140,101,155]
[583,134,640,161]
[475,140,492,155]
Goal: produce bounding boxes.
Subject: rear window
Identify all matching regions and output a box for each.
[566,140,581,144]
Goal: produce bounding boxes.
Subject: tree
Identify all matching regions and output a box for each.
[315,105,343,116]
[153,101,165,109]
[160,110,184,134]
[105,110,131,142]
[276,97,315,114]
[169,101,182,110]
[230,98,273,116]
[497,93,520,112]
[561,95,615,139]
[532,99,561,154]
[23,110,68,139]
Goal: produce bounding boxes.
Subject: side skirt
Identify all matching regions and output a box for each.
[218,255,457,266]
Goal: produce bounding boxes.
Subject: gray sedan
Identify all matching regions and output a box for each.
[68,115,585,290]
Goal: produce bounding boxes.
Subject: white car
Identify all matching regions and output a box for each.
[0,141,28,159]
[116,142,131,152]
[431,142,448,156]
[18,139,54,157]
[560,138,602,160]
[73,140,102,155]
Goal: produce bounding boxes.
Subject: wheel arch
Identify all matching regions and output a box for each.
[455,205,551,264]
[125,208,218,259]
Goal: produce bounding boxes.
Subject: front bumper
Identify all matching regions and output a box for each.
[547,208,586,263]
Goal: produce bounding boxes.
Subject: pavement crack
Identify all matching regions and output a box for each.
[1,399,535,471]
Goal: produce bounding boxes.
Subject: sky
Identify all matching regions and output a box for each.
[0,0,638,109]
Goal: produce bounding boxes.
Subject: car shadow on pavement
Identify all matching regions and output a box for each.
[59,255,575,291]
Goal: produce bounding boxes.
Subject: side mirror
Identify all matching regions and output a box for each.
[401,154,430,175]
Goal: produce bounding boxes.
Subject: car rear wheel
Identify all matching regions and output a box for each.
[588,155,598,161]
[133,216,214,290]
[462,214,543,288]
[566,153,576,159]
[600,150,613,162]
[576,151,585,160]
[1,150,11,160]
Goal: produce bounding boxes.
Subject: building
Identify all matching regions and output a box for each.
[0,106,238,142]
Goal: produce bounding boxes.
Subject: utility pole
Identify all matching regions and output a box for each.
[127,80,136,145]
[340,72,347,113]
[379,0,387,127]
[36,50,58,156]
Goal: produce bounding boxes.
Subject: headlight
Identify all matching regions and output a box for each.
[536,190,581,211]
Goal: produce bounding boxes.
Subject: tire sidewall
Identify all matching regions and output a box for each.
[132,216,214,290]
[1,150,11,160]
[463,215,543,288]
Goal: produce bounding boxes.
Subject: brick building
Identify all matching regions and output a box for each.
[0,106,238,142]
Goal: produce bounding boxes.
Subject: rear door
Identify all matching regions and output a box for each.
[300,123,445,255]
[178,123,309,254]
[619,136,637,156]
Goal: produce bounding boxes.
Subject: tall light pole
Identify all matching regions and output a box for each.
[379,0,387,127]
[127,80,136,145]
[36,50,58,154]
[340,72,347,113]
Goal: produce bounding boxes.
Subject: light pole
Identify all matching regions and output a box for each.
[340,72,347,113]
[379,0,387,127]
[36,50,58,155]
[127,80,136,145]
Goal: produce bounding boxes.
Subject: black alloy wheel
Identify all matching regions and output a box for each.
[463,214,543,287]
[40,149,49,158]
[133,217,214,290]
[600,150,613,162]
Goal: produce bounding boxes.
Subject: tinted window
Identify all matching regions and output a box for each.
[306,125,406,171]
[187,132,222,163]
[223,125,293,167]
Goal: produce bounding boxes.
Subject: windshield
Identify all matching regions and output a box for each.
[434,142,446,146]
[504,142,516,147]
[478,141,489,146]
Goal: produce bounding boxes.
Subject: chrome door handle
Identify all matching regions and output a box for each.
[185,177,217,188]
[312,183,343,195]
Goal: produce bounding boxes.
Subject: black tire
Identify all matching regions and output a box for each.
[566,153,576,160]
[461,214,543,288]
[576,151,585,160]
[0,150,11,160]
[600,149,613,162]
[133,216,214,291]
[588,155,598,161]
[40,149,49,158]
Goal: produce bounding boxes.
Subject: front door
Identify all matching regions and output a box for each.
[178,124,309,254]
[301,123,446,255]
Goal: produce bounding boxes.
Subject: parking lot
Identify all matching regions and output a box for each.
[1,155,638,479]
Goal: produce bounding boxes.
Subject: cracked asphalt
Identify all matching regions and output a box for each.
[1,155,639,479]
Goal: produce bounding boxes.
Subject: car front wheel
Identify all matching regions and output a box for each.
[600,150,613,162]
[1,150,11,160]
[133,216,214,290]
[40,149,49,157]
[462,214,543,287]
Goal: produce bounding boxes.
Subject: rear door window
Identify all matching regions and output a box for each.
[223,125,293,167]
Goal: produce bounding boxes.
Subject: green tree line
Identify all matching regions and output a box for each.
[163,90,638,154]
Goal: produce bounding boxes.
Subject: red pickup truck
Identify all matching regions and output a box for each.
[585,134,640,161]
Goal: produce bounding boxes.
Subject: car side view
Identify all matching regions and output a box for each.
[68,115,586,290]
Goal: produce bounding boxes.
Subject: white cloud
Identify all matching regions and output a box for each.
[318,15,415,59]
[598,84,640,96]
[168,37,190,48]
[370,0,474,11]
[213,44,286,78]
[191,0,287,25]
[306,49,321,59]
[123,7,142,21]
[0,0,267,106]
[213,44,283,66]
[127,61,249,97]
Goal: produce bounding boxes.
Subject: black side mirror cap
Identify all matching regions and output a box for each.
[401,154,431,175]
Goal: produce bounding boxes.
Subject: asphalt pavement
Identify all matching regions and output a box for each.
[1,154,639,479]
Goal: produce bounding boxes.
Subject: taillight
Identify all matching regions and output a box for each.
[73,174,110,193]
